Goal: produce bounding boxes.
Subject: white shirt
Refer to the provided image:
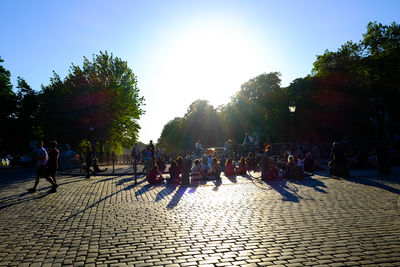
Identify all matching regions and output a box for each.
[36,147,48,167]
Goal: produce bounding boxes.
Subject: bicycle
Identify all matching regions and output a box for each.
[247,164,262,179]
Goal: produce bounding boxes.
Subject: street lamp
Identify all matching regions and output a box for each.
[89,126,94,152]
[289,101,296,150]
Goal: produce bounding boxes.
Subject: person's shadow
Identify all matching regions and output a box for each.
[290,176,328,194]
[264,178,299,202]
[166,185,188,209]
[155,182,179,202]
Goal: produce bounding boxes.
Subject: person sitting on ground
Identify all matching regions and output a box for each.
[268,158,283,179]
[191,159,202,180]
[169,160,181,184]
[278,151,289,169]
[295,153,304,172]
[303,152,326,173]
[147,164,164,185]
[224,157,236,176]
[210,157,222,179]
[286,155,304,179]
[144,157,154,177]
[236,157,248,176]
[261,155,271,181]
[156,156,166,173]
[200,157,209,178]
[246,152,257,171]
[93,158,108,173]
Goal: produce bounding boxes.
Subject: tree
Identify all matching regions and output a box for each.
[12,77,41,151]
[0,57,16,152]
[312,21,400,144]
[40,51,145,157]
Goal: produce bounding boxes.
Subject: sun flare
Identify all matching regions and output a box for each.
[159,21,265,107]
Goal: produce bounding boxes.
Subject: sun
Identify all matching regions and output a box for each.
[159,20,265,107]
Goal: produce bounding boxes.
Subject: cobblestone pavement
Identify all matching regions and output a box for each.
[0,167,400,266]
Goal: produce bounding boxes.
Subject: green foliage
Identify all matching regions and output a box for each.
[0,57,16,151]
[105,141,124,156]
[39,51,145,155]
[159,22,400,151]
[76,139,91,155]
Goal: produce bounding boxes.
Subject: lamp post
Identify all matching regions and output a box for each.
[89,126,94,153]
[289,101,296,151]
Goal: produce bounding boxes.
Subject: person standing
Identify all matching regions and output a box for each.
[45,140,60,192]
[85,146,94,178]
[195,140,202,158]
[28,140,56,192]
[148,140,155,159]
[224,139,231,158]
[131,143,140,161]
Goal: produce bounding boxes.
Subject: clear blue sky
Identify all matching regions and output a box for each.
[1,0,399,144]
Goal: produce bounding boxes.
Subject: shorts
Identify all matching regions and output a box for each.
[46,167,57,178]
[36,165,47,177]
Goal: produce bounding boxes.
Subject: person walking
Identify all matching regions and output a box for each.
[27,140,57,193]
[45,140,60,192]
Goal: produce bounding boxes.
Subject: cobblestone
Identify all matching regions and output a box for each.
[0,167,400,266]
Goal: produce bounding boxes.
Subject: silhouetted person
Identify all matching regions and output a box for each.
[93,158,107,173]
[328,142,349,177]
[85,146,94,178]
[45,140,60,192]
[28,140,57,193]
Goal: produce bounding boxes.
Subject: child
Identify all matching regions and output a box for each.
[236,157,248,175]
[191,159,202,180]
[147,165,164,185]
[169,160,181,184]
[224,157,236,176]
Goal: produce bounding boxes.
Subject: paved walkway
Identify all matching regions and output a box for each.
[0,167,400,266]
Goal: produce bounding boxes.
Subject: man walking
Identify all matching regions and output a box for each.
[27,140,57,193]
[45,140,60,192]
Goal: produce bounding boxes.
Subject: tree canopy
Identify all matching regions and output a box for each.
[159,21,400,153]
[0,52,145,155]
[40,51,145,155]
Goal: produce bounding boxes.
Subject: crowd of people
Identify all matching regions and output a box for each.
[24,133,400,192]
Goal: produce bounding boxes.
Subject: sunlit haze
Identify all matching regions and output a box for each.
[1,0,400,144]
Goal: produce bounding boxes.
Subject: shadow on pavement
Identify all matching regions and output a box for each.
[290,175,328,194]
[264,178,300,202]
[166,185,188,209]
[316,167,400,195]
[0,188,53,211]
[226,175,238,183]
[155,183,179,202]
[344,176,400,195]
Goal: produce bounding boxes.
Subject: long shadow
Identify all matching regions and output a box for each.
[344,176,400,195]
[226,175,238,183]
[135,184,154,197]
[0,188,53,210]
[188,179,206,194]
[290,176,328,194]
[166,185,188,209]
[264,178,299,202]
[155,183,179,202]
[64,180,146,221]
[316,168,400,194]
